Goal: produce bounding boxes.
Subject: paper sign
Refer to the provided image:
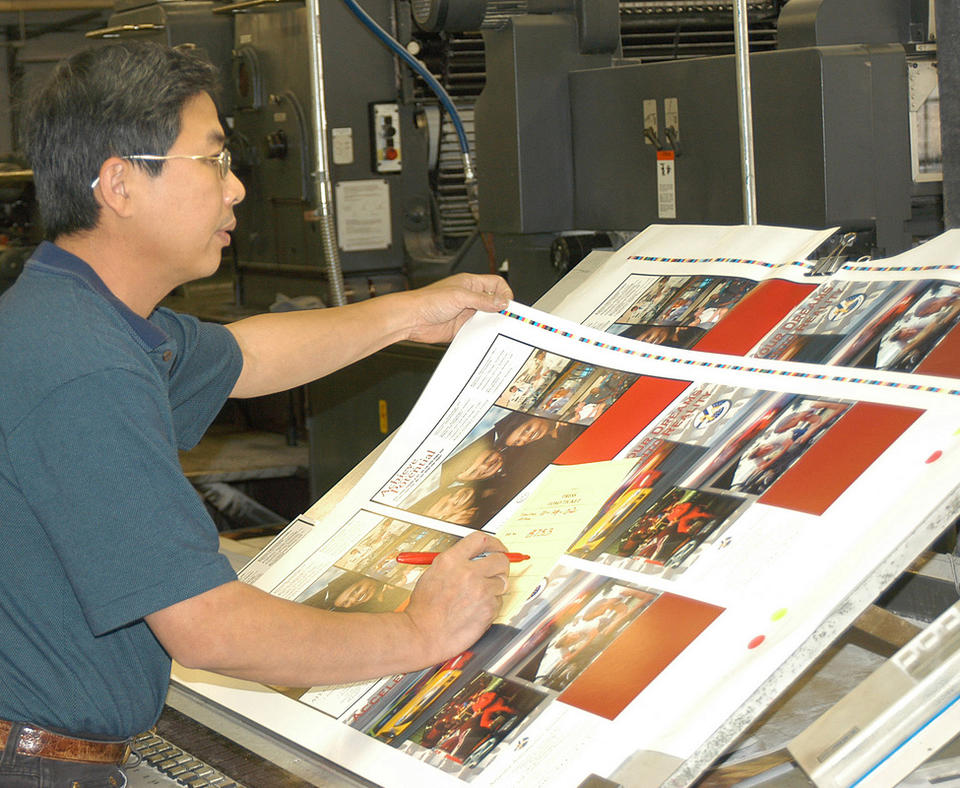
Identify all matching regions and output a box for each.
[657,150,677,219]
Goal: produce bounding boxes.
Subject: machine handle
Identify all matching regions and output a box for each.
[212,0,303,13]
[85,24,165,39]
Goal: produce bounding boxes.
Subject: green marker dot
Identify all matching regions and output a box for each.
[771,608,787,621]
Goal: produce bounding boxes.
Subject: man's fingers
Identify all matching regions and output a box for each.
[481,279,512,310]
[443,530,491,561]
[469,548,510,579]
[456,273,512,310]
[451,531,507,559]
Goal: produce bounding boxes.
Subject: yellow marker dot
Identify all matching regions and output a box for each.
[771,608,787,621]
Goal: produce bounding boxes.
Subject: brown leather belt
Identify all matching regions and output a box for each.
[0,719,130,764]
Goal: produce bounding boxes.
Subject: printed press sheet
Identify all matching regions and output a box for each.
[174,225,960,787]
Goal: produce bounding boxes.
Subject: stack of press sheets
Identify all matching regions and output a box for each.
[175,224,960,787]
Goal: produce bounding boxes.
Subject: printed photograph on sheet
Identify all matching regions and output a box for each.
[296,566,410,614]
[365,652,481,746]
[593,486,745,575]
[334,517,458,589]
[493,348,639,427]
[362,625,520,746]
[577,273,686,331]
[275,515,459,607]
[396,405,587,528]
[751,279,909,363]
[374,340,657,528]
[604,275,756,348]
[566,441,703,558]
[511,581,656,691]
[488,565,724,717]
[528,364,637,426]
[623,383,769,461]
[371,336,551,509]
[694,395,850,497]
[284,519,458,616]
[492,348,638,425]
[493,349,571,412]
[491,569,653,685]
[399,672,547,777]
[831,279,960,373]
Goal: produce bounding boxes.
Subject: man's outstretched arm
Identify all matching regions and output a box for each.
[226,273,512,399]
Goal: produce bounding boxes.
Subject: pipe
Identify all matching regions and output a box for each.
[0,169,32,181]
[305,0,347,307]
[733,0,758,225]
[0,1,112,8]
[85,24,165,40]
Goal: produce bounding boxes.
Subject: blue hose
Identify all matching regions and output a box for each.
[339,0,472,157]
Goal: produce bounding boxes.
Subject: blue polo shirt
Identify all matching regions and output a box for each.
[0,242,242,738]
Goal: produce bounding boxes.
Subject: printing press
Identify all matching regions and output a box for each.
[5,0,960,785]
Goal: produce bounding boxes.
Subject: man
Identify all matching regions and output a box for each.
[0,41,512,786]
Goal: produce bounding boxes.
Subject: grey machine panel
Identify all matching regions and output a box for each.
[475,12,617,236]
[100,1,234,88]
[464,0,934,295]
[568,44,914,255]
[230,0,433,307]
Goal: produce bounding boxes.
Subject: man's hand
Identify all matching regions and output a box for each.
[404,273,512,345]
[402,531,510,664]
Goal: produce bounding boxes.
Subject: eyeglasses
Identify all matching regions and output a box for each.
[90,148,232,189]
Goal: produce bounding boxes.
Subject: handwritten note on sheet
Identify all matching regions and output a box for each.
[495,459,638,621]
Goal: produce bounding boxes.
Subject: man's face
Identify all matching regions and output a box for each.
[458,448,503,481]
[334,577,378,609]
[130,93,245,287]
[425,486,478,524]
[505,417,551,447]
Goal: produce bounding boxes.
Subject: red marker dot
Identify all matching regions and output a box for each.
[926,450,943,464]
[748,635,765,649]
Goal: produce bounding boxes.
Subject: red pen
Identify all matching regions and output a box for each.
[396,551,531,565]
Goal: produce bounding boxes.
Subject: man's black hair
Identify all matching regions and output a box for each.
[21,41,220,240]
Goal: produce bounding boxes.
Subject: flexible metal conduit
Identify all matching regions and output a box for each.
[305,0,347,307]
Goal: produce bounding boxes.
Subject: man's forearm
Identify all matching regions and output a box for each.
[226,295,410,399]
[225,273,511,398]
[148,533,508,686]
[148,534,508,687]
[146,580,440,686]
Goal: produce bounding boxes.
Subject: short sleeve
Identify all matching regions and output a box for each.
[150,308,243,449]
[8,368,236,635]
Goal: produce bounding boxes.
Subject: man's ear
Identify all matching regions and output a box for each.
[92,157,133,217]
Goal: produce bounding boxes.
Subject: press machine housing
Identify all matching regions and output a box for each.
[462,0,941,299]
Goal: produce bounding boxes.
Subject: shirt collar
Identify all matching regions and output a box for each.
[28,241,169,349]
